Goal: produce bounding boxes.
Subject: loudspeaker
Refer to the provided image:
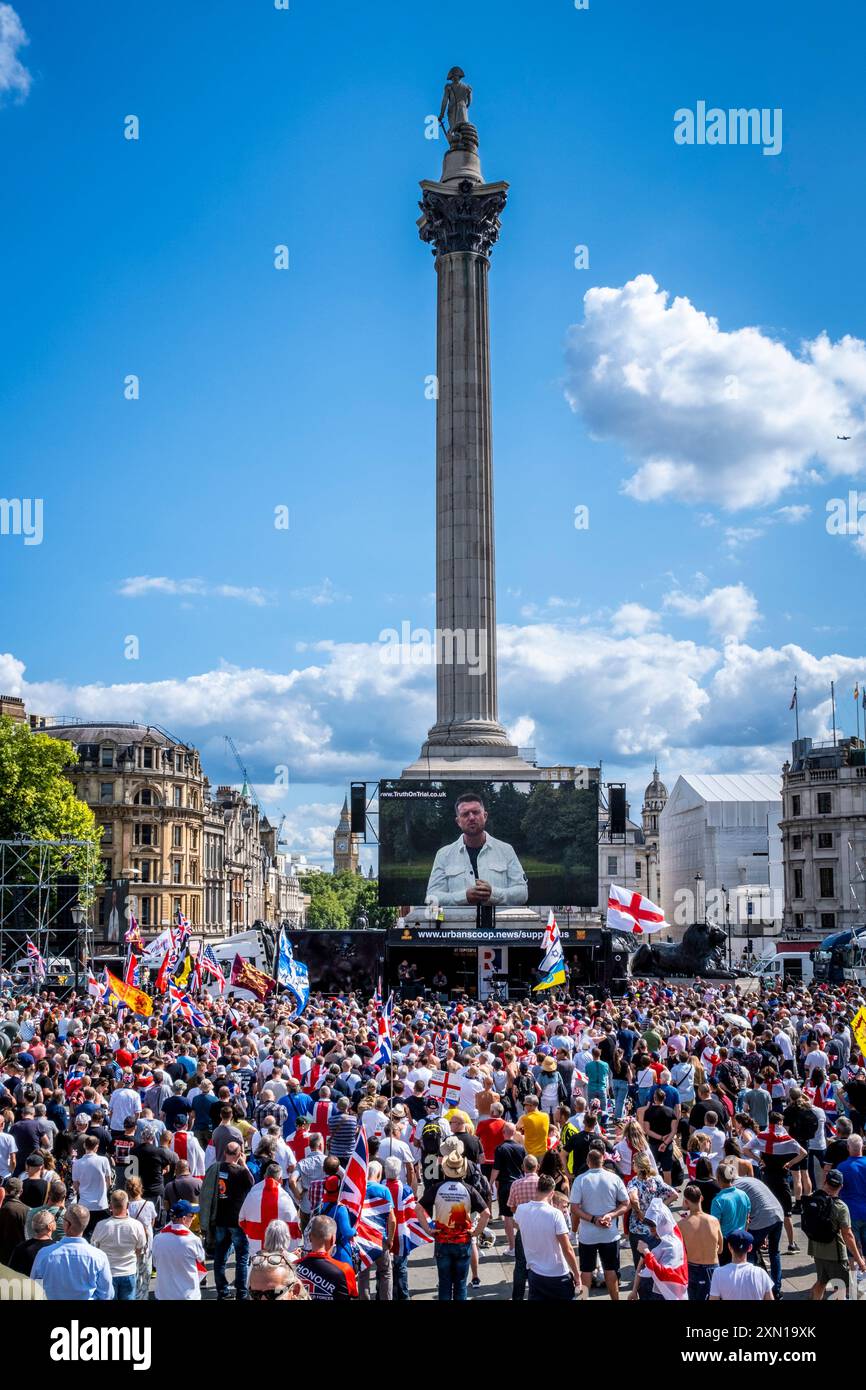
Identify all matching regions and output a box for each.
[608,785,626,835]
[350,782,367,835]
[611,949,627,971]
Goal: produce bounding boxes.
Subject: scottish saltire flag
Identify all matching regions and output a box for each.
[339,1126,369,1219]
[276,928,310,1015]
[371,992,394,1068]
[201,944,226,994]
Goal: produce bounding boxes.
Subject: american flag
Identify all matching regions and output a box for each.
[338,1126,369,1219]
[201,944,226,994]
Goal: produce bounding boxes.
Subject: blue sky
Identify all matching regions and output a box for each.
[2,0,866,863]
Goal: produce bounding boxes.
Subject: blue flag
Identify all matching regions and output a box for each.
[276,928,310,1016]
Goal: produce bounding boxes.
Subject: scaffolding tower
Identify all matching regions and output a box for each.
[0,837,95,994]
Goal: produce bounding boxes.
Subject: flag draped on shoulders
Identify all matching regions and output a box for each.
[640,1199,688,1301]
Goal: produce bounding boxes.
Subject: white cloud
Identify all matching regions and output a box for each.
[0,4,30,106]
[564,274,866,509]
[290,578,350,606]
[118,576,271,606]
[612,603,660,636]
[775,504,811,524]
[6,612,864,824]
[664,583,761,639]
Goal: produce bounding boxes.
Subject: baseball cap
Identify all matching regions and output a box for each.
[170,1200,196,1217]
[825,1169,844,1189]
[726,1229,754,1252]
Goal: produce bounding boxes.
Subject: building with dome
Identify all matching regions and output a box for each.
[642,761,667,904]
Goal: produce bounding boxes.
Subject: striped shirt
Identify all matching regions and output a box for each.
[328,1113,358,1160]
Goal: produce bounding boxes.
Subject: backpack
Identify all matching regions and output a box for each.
[792,1106,819,1142]
[800,1191,837,1245]
[420,1120,443,1156]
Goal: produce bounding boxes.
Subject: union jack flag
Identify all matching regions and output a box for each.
[338,1126,368,1220]
[388,1181,433,1258]
[168,984,205,1027]
[371,992,394,1069]
[353,1211,385,1270]
[25,940,46,979]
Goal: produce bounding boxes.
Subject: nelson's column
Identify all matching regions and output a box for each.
[403,68,537,781]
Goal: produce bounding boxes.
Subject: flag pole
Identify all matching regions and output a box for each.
[831,680,838,748]
[794,675,800,741]
[857,684,862,744]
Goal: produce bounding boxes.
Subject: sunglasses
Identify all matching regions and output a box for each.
[249,1286,291,1301]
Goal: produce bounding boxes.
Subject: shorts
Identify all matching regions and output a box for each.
[578,1240,620,1274]
[814,1258,848,1287]
[498,1184,513,1218]
[790,1156,808,1172]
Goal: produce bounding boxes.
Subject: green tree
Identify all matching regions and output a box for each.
[0,716,103,902]
[300,876,350,930]
[299,871,396,931]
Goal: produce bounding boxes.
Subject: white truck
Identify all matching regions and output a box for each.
[208,927,276,1000]
[744,944,815,987]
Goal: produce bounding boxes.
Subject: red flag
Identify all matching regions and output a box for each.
[155,950,170,995]
[124,951,139,987]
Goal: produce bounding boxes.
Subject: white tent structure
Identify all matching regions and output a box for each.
[659,773,783,952]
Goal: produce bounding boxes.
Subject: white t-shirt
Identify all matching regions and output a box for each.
[709,1260,773,1300]
[152,1224,206,1301]
[375,1137,415,1183]
[407,1066,433,1087]
[361,1109,388,1141]
[569,1169,628,1244]
[107,1087,141,1129]
[72,1153,113,1210]
[514,1200,571,1278]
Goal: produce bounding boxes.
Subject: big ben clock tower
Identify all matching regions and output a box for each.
[333,796,360,874]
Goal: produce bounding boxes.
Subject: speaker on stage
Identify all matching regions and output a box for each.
[350,782,367,836]
[608,785,626,835]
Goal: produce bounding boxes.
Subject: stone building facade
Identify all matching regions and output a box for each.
[47,722,206,933]
[781,735,866,938]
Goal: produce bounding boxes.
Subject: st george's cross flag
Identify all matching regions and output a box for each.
[639,1200,688,1300]
[238,1176,301,1253]
[425,1070,463,1108]
[169,1128,206,1177]
[606,883,668,936]
[534,911,566,991]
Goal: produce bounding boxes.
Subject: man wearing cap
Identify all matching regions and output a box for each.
[152,1200,207,1301]
[806,1167,866,1299]
[419,1142,489,1301]
[709,1229,775,1300]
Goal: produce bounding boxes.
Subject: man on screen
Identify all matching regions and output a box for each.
[425,793,529,908]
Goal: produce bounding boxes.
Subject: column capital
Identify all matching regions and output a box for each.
[418,179,508,260]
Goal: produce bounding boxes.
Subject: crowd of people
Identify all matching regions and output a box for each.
[1,969,865,1303]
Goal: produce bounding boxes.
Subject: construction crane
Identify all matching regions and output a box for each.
[224,735,260,810]
[276,813,287,845]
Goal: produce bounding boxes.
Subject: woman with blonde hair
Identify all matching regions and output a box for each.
[614,1117,658,1183]
[626,1150,677,1283]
